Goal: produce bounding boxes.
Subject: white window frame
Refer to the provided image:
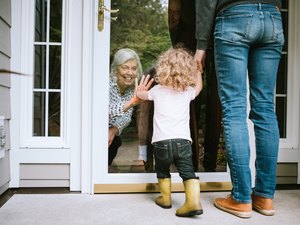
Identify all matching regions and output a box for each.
[277,0,300,163]
[10,0,83,191]
[19,0,69,149]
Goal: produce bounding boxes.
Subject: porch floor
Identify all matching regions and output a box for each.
[0,187,299,225]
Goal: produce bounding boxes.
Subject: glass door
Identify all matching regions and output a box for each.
[92,0,231,193]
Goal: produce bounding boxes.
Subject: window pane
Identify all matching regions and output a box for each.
[49,46,61,89]
[49,92,60,136]
[276,54,287,95]
[33,92,46,136]
[281,0,288,10]
[35,0,47,42]
[34,45,47,89]
[281,11,288,52]
[50,0,62,42]
[276,97,287,138]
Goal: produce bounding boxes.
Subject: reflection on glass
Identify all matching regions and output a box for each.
[35,0,47,42]
[109,0,170,173]
[33,92,46,136]
[33,0,63,137]
[108,0,227,174]
[276,55,287,95]
[49,92,61,136]
[281,11,288,52]
[281,0,288,52]
[49,46,61,89]
[34,45,46,89]
[276,97,287,138]
[50,0,62,42]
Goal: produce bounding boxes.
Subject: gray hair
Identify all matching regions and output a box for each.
[110,48,143,81]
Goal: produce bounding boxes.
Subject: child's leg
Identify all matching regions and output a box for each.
[153,140,173,208]
[173,139,203,217]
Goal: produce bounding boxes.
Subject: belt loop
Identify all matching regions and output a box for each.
[258,3,262,10]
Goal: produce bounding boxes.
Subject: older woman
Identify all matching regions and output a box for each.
[108,48,152,165]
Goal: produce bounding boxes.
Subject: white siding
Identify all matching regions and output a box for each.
[19,164,70,187]
[276,163,298,184]
[0,0,11,195]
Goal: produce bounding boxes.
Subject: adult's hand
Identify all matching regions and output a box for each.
[108,126,118,146]
[194,49,206,73]
[123,74,154,112]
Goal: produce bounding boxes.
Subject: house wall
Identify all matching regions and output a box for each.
[19,164,70,187]
[6,0,299,190]
[0,0,11,195]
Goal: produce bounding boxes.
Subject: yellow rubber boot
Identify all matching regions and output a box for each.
[176,178,203,217]
[155,178,172,209]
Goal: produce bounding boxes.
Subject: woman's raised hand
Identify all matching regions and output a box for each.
[123,74,154,112]
[136,74,154,93]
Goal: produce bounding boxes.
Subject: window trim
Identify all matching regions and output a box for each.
[19,0,69,149]
[278,0,300,161]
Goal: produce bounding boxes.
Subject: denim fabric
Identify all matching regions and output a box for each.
[153,139,196,181]
[214,3,284,203]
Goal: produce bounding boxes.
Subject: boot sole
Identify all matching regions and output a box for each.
[252,205,275,216]
[155,202,172,209]
[214,202,252,218]
[176,209,203,217]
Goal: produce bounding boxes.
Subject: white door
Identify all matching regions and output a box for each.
[10,0,82,191]
[91,0,232,193]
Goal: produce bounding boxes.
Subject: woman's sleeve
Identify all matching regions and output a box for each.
[110,108,133,135]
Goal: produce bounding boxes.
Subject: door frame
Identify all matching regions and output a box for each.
[10,0,83,191]
[89,0,232,194]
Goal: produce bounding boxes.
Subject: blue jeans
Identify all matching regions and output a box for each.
[153,139,197,181]
[214,3,284,203]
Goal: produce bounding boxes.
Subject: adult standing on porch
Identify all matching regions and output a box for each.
[194,0,284,218]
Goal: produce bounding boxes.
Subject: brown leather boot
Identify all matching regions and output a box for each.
[252,194,275,216]
[214,195,252,218]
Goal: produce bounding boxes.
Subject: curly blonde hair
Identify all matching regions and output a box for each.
[155,48,196,92]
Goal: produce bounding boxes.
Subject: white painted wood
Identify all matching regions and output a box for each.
[0,0,11,196]
[276,163,298,176]
[80,0,95,194]
[279,0,300,151]
[289,0,300,185]
[0,87,10,118]
[10,0,82,190]
[0,183,9,195]
[0,20,11,56]
[19,180,70,187]
[90,0,231,191]
[276,177,298,184]
[0,54,10,87]
[0,0,11,25]
[91,0,111,191]
[278,0,300,184]
[8,0,300,191]
[10,0,22,188]
[19,164,70,179]
[63,0,82,192]
[0,153,10,187]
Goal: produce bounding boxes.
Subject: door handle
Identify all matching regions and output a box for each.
[98,0,119,31]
